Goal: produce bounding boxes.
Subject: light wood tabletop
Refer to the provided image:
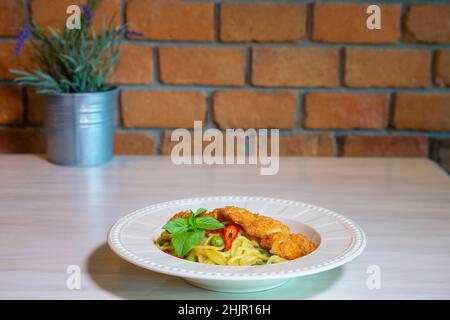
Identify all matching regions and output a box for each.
[0,155,449,299]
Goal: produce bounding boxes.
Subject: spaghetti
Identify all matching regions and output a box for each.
[156,231,287,266]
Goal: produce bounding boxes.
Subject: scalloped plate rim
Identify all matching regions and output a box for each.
[107,196,366,281]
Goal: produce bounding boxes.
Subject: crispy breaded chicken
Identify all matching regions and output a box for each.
[212,206,290,238]
[211,206,317,260]
[169,210,219,221]
[260,233,317,260]
[169,210,191,220]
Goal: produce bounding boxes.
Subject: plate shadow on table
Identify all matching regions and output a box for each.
[87,243,344,300]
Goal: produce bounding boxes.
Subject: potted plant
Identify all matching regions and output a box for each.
[10,0,126,166]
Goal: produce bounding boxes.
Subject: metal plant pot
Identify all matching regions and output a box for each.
[42,87,118,166]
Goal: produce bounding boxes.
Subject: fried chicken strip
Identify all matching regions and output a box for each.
[212,206,317,260]
[212,206,290,238]
[260,233,317,260]
[169,209,219,221]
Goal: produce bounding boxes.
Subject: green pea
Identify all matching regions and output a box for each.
[211,235,224,247]
[186,255,197,262]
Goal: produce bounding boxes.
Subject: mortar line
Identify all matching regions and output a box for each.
[338,47,346,86]
[297,90,305,129]
[244,47,253,85]
[2,36,450,50]
[2,81,450,93]
[213,2,221,42]
[23,0,31,25]
[431,49,438,87]
[104,83,450,93]
[119,0,126,26]
[388,91,396,129]
[152,47,161,84]
[1,123,450,138]
[399,2,407,43]
[305,2,314,41]
[205,91,216,129]
[111,39,450,50]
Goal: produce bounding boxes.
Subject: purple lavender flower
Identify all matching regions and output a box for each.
[82,4,93,23]
[125,30,144,38]
[14,26,32,58]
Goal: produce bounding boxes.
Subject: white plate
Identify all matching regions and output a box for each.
[108,196,366,293]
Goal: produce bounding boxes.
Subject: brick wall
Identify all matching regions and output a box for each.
[0,0,449,172]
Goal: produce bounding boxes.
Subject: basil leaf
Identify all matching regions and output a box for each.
[185,229,205,256]
[172,232,192,257]
[162,218,189,235]
[194,208,207,216]
[172,230,205,257]
[188,210,196,228]
[194,216,224,230]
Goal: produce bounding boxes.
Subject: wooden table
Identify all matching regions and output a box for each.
[0,155,449,299]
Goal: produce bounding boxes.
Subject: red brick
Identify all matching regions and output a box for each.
[0,0,25,37]
[0,42,33,80]
[0,129,45,153]
[126,0,214,41]
[343,135,428,157]
[108,44,152,85]
[435,50,450,87]
[304,93,389,130]
[345,48,431,87]
[393,93,450,131]
[252,48,339,87]
[431,138,450,173]
[30,0,121,32]
[313,4,400,43]
[280,134,336,156]
[220,3,306,42]
[121,90,206,128]
[159,47,246,86]
[113,131,155,155]
[213,90,297,129]
[404,5,450,43]
[0,87,23,125]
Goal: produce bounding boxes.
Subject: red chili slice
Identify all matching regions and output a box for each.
[224,225,239,251]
